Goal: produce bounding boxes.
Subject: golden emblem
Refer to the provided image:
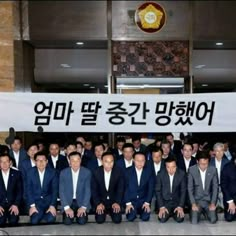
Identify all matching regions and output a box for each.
[135,2,166,33]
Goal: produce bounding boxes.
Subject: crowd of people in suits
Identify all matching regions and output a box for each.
[0,133,236,227]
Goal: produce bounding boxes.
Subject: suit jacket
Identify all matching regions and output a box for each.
[221,161,236,202]
[59,166,91,212]
[171,140,182,158]
[155,168,187,209]
[146,159,165,178]
[188,165,218,205]
[0,168,23,207]
[124,165,154,205]
[177,156,197,173]
[112,148,123,161]
[87,158,100,173]
[91,166,125,207]
[9,148,28,170]
[81,149,94,168]
[26,166,58,209]
[115,158,134,173]
[47,154,68,172]
[209,156,229,172]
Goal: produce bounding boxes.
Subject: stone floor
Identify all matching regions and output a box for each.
[0,213,235,235]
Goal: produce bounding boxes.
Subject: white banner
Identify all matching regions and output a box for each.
[0,92,235,132]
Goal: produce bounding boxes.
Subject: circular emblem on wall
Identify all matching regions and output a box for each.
[135,2,166,33]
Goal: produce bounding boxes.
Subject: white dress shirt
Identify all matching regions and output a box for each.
[135,167,143,186]
[72,168,80,199]
[1,169,10,190]
[97,158,102,167]
[124,159,133,168]
[184,157,191,172]
[104,170,111,191]
[30,159,36,167]
[38,169,45,187]
[13,151,20,168]
[118,149,123,156]
[215,158,222,184]
[199,168,207,190]
[51,155,58,168]
[169,174,174,193]
[154,162,161,175]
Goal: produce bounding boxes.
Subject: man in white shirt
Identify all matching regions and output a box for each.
[59,151,91,225]
[188,151,218,224]
[26,152,58,225]
[155,156,186,223]
[0,154,23,227]
[210,142,229,211]
[91,152,125,224]
[124,152,154,222]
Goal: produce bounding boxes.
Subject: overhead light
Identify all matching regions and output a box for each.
[117,85,184,89]
[216,42,223,46]
[83,84,90,86]
[60,63,71,68]
[90,86,95,89]
[76,42,84,45]
[201,84,208,87]
[195,64,205,69]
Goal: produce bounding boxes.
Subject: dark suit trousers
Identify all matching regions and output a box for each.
[95,203,122,224]
[63,199,88,225]
[190,201,217,224]
[0,203,19,226]
[126,200,150,222]
[30,202,56,225]
[158,202,184,223]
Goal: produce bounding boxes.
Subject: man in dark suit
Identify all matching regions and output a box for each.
[210,142,229,211]
[87,142,105,173]
[59,151,91,225]
[188,151,218,224]
[124,152,154,222]
[166,133,182,158]
[91,152,125,224]
[26,151,58,225]
[177,143,197,173]
[221,157,236,221]
[146,146,165,212]
[115,143,135,172]
[47,142,68,173]
[18,143,39,214]
[155,156,187,223]
[9,136,28,170]
[132,136,146,153]
[0,154,23,227]
[112,136,126,161]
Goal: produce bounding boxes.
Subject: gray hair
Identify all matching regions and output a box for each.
[213,142,224,150]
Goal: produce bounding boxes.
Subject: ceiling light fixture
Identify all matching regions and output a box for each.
[201,84,208,87]
[76,42,84,45]
[195,64,206,69]
[83,84,90,86]
[216,42,223,46]
[60,63,71,68]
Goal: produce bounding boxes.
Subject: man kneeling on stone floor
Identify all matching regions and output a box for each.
[188,151,218,224]
[26,151,58,225]
[91,152,125,224]
[59,151,91,225]
[155,155,187,223]
[124,152,154,222]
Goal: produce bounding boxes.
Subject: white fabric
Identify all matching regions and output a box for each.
[38,169,45,187]
[71,168,80,199]
[199,168,206,190]
[104,170,111,191]
[1,169,9,190]
[154,162,161,175]
[135,167,143,186]
[13,151,19,168]
[215,158,222,184]
[51,155,58,168]
[169,174,174,193]
[124,159,133,168]
[184,157,191,172]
